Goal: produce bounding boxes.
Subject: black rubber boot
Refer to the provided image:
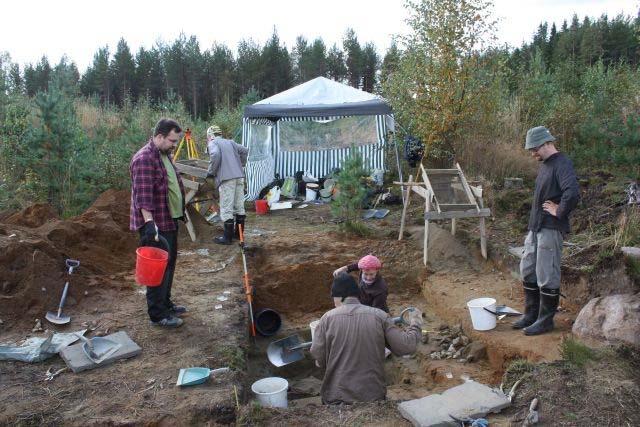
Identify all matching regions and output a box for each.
[234,214,246,240]
[512,283,540,329]
[524,287,560,336]
[215,219,234,245]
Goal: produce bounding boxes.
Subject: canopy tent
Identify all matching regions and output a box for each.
[242,76,396,200]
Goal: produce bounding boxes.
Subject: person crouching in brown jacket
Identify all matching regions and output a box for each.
[310,273,422,404]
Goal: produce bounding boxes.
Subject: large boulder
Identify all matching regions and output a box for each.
[572,294,640,346]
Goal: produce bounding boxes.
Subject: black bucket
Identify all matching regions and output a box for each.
[254,308,282,337]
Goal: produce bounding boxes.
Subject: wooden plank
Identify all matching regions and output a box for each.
[424,189,430,266]
[398,175,413,241]
[423,169,459,175]
[181,177,201,191]
[411,185,429,199]
[420,164,440,213]
[438,203,477,212]
[474,186,488,259]
[175,162,209,179]
[424,208,491,220]
[393,181,429,186]
[456,162,480,210]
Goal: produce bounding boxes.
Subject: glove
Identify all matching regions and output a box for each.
[142,220,159,243]
[205,175,216,188]
[332,266,348,277]
[405,308,424,328]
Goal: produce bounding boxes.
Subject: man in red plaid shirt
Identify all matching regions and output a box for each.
[130,118,187,328]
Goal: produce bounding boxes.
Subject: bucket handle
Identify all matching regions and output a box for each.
[483,307,498,316]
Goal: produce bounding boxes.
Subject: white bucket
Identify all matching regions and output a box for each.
[309,320,320,342]
[305,184,318,202]
[251,377,289,408]
[466,297,497,331]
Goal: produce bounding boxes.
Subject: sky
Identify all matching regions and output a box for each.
[1,0,637,72]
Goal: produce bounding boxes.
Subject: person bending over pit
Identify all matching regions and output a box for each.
[333,254,388,313]
[311,273,422,404]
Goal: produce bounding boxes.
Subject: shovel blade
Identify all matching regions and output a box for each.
[82,337,121,364]
[267,335,306,367]
[45,311,71,325]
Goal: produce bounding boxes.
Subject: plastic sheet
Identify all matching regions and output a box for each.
[0,329,86,363]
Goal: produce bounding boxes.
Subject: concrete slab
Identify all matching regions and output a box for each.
[60,331,142,373]
[398,380,510,427]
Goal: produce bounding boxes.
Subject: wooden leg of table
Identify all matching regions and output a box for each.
[184,209,197,242]
[398,175,413,241]
[424,193,430,266]
[480,217,487,259]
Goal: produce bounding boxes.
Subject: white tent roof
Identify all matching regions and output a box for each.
[244,76,391,118]
[256,76,379,105]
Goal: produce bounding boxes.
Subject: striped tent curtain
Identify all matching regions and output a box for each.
[243,115,390,200]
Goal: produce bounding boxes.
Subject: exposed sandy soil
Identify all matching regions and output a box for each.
[0,187,637,426]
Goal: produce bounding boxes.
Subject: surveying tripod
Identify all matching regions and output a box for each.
[173,128,199,161]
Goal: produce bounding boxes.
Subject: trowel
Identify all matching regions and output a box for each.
[76,334,121,364]
[267,334,312,367]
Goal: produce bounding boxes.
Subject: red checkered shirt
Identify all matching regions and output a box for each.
[129,139,185,232]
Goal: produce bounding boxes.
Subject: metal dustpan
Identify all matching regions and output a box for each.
[176,367,230,387]
[363,208,390,220]
[76,334,121,364]
[267,334,312,367]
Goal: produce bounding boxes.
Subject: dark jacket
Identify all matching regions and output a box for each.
[528,152,579,234]
[346,263,389,313]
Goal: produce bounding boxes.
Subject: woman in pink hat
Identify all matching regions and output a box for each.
[333,255,388,313]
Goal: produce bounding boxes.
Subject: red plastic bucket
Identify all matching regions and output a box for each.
[135,246,169,286]
[255,199,269,215]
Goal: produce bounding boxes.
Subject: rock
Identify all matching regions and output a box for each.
[462,341,487,362]
[290,377,323,396]
[621,247,640,260]
[447,344,456,353]
[452,337,461,347]
[572,294,640,346]
[460,335,470,346]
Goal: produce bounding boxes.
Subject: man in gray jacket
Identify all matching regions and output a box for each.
[514,126,579,336]
[311,273,421,404]
[206,125,249,245]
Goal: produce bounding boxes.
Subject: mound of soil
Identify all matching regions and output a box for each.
[0,190,137,321]
[4,203,59,228]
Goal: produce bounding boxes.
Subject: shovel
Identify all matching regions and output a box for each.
[76,334,122,364]
[391,307,418,325]
[45,259,80,325]
[267,334,312,367]
[176,367,230,387]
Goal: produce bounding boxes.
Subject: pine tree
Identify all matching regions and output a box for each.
[331,149,368,228]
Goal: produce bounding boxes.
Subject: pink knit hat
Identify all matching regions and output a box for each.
[358,254,382,270]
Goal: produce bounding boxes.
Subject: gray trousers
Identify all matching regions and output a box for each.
[519,228,563,290]
[218,178,246,221]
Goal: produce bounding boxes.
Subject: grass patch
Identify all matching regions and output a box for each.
[502,358,535,390]
[236,401,267,426]
[560,337,596,368]
[218,345,245,371]
[342,220,372,237]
